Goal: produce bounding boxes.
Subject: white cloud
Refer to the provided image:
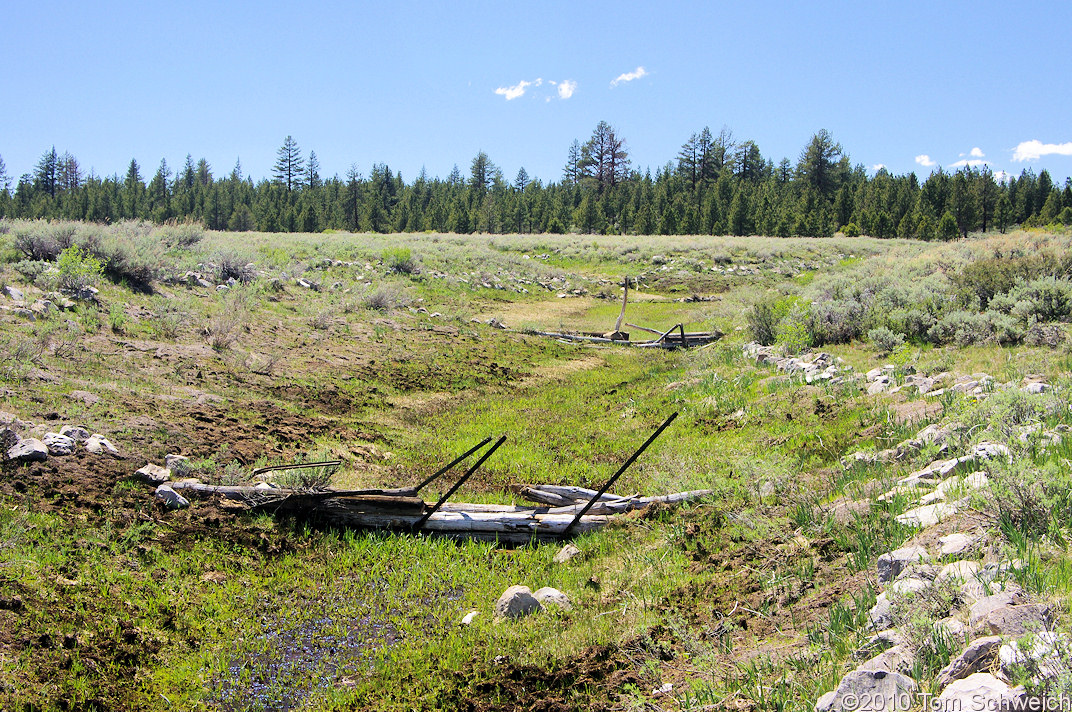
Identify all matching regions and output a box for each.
[950,159,987,168]
[915,154,936,167]
[556,79,577,99]
[611,66,648,86]
[1012,139,1072,162]
[494,80,533,100]
[872,164,886,171]
[970,147,985,158]
[993,170,1011,184]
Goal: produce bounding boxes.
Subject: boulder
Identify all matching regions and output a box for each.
[85,434,120,457]
[2,285,24,301]
[936,636,1002,687]
[895,501,958,528]
[939,532,981,556]
[553,543,582,564]
[154,484,189,510]
[42,432,76,456]
[164,454,192,477]
[67,391,101,406]
[1023,382,1051,394]
[6,438,48,463]
[868,594,894,630]
[814,669,917,712]
[857,645,915,674]
[877,546,930,584]
[134,463,171,485]
[969,590,1027,626]
[59,425,91,442]
[936,560,980,583]
[494,585,542,619]
[982,604,1052,636]
[934,673,1026,710]
[533,587,572,611]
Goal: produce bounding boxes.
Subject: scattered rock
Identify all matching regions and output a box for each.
[59,425,91,442]
[6,438,49,463]
[85,434,120,457]
[494,585,542,619]
[67,390,100,406]
[831,498,871,524]
[934,673,1026,711]
[858,645,915,674]
[461,610,480,625]
[2,285,24,301]
[154,484,190,510]
[940,532,981,556]
[936,560,980,583]
[981,604,1052,636]
[553,543,582,564]
[936,636,1002,687]
[868,594,894,630]
[968,590,1027,627]
[134,463,171,485]
[165,454,191,477]
[42,432,76,456]
[877,546,929,584]
[533,587,572,611]
[814,669,917,712]
[1023,382,1051,394]
[895,501,959,528]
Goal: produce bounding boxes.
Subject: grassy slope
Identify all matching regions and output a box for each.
[0,224,1071,710]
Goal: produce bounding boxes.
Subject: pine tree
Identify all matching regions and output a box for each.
[273,136,304,192]
[34,146,59,197]
[563,140,582,185]
[0,154,9,193]
[306,151,321,189]
[797,129,843,199]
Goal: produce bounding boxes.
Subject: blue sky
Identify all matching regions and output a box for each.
[3,0,1071,186]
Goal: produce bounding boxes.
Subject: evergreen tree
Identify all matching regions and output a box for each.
[34,146,59,197]
[273,135,304,192]
[938,211,958,240]
[579,121,630,192]
[306,151,321,189]
[797,129,843,199]
[58,152,82,192]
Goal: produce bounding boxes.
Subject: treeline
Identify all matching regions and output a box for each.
[1,125,1070,237]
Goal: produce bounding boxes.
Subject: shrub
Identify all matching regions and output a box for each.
[841,223,860,237]
[810,299,866,345]
[775,302,813,354]
[13,226,61,261]
[160,224,204,249]
[867,326,904,355]
[938,212,959,240]
[383,247,418,275]
[149,297,189,339]
[1007,277,1072,323]
[927,310,1023,346]
[55,245,103,292]
[746,296,787,345]
[108,304,127,334]
[363,286,402,312]
[13,259,51,282]
[212,250,258,283]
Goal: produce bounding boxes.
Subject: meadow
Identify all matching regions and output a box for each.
[1,220,1072,711]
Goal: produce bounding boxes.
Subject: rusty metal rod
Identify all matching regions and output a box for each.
[411,436,495,494]
[412,435,507,530]
[251,460,342,477]
[563,412,678,535]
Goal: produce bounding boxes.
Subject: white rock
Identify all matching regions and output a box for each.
[935,673,1025,710]
[533,587,572,611]
[877,546,930,583]
[1023,382,1051,394]
[164,454,191,476]
[85,434,120,456]
[936,560,980,583]
[6,438,48,463]
[553,543,582,564]
[969,590,1026,627]
[940,532,980,556]
[134,463,171,485]
[494,585,542,619]
[461,610,480,625]
[59,425,91,442]
[896,501,959,528]
[42,432,76,456]
[814,669,917,712]
[154,484,190,510]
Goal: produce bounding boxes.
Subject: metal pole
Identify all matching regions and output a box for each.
[411,436,494,494]
[412,435,507,530]
[563,412,678,535]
